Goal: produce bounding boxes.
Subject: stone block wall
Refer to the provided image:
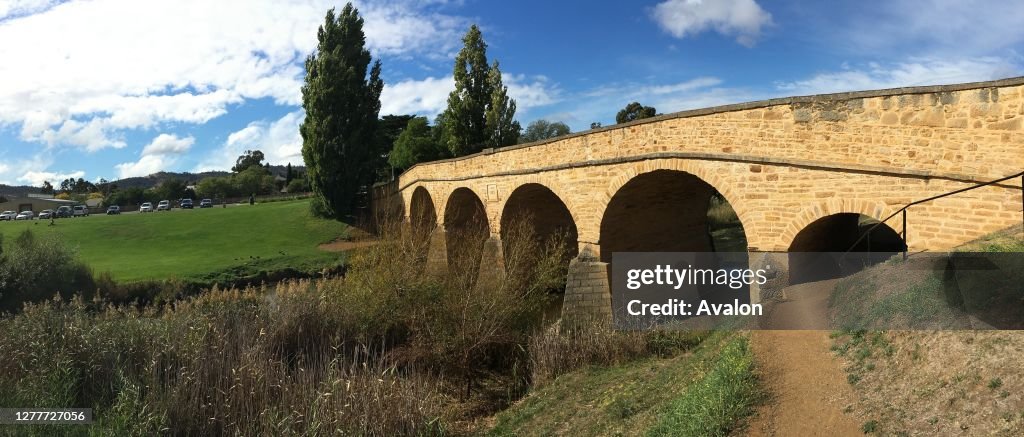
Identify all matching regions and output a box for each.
[377,77,1024,320]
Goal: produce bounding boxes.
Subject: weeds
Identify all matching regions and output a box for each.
[647,336,758,437]
[0,214,613,435]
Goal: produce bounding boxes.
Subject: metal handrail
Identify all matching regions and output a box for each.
[843,170,1024,259]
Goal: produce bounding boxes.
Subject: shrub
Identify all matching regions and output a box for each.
[0,230,96,311]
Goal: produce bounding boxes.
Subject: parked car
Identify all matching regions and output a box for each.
[180,199,194,209]
[15,211,34,220]
[72,205,89,217]
[140,202,154,213]
[199,198,213,208]
[157,200,171,211]
[0,211,15,221]
[106,205,121,215]
[38,209,54,219]
[56,206,73,218]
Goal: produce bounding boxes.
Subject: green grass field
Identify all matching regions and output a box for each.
[0,199,348,282]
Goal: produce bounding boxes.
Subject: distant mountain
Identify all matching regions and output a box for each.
[0,184,42,198]
[111,171,231,190]
[111,165,304,190]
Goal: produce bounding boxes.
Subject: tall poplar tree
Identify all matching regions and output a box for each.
[300,4,383,218]
[440,25,519,156]
[485,62,520,147]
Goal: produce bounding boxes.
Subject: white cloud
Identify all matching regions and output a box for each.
[380,73,561,118]
[650,0,772,47]
[17,170,86,187]
[0,0,59,20]
[536,76,754,132]
[775,58,1021,95]
[361,3,468,60]
[506,74,562,110]
[141,133,195,156]
[115,134,194,178]
[0,0,470,152]
[381,76,455,116]
[0,153,83,187]
[195,111,304,172]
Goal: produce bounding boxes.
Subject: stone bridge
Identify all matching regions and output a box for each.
[373,77,1024,319]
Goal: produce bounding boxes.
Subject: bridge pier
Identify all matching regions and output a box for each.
[423,228,448,277]
[561,254,612,323]
[748,251,790,303]
[475,236,506,290]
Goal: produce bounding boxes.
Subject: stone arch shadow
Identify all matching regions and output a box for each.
[443,187,490,286]
[784,201,907,285]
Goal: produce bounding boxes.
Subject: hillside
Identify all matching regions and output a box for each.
[112,170,231,189]
[0,184,41,197]
[829,225,1024,435]
[488,332,758,436]
[0,198,346,283]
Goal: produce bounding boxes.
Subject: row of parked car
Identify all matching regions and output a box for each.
[0,205,91,221]
[130,198,213,213]
[2,199,217,221]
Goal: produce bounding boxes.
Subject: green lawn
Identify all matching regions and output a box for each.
[0,199,349,282]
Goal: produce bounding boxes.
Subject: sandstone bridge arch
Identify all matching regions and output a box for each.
[381,77,1024,320]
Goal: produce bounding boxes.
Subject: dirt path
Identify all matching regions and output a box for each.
[744,279,863,437]
[318,239,378,252]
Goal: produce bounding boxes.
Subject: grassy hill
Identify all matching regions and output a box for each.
[829,225,1023,435]
[0,199,348,282]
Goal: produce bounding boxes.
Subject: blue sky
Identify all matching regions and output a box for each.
[1,0,1022,186]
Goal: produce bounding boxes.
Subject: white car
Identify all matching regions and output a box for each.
[72,205,89,217]
[157,200,171,211]
[14,211,34,220]
[140,202,154,213]
[0,211,16,221]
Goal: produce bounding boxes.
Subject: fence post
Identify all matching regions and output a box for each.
[902,209,908,261]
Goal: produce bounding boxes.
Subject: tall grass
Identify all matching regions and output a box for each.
[648,335,759,437]
[0,215,587,434]
[529,321,706,386]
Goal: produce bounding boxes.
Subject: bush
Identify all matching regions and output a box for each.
[0,230,95,311]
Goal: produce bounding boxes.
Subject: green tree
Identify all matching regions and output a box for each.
[520,119,571,143]
[484,62,520,147]
[285,163,293,185]
[388,117,448,170]
[232,150,266,173]
[40,181,54,195]
[156,178,187,200]
[301,4,383,218]
[376,114,415,180]
[441,25,522,156]
[234,166,275,196]
[196,177,236,199]
[615,102,657,124]
[286,178,307,193]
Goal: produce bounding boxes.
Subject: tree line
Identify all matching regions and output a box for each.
[299,3,660,220]
[103,151,308,207]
